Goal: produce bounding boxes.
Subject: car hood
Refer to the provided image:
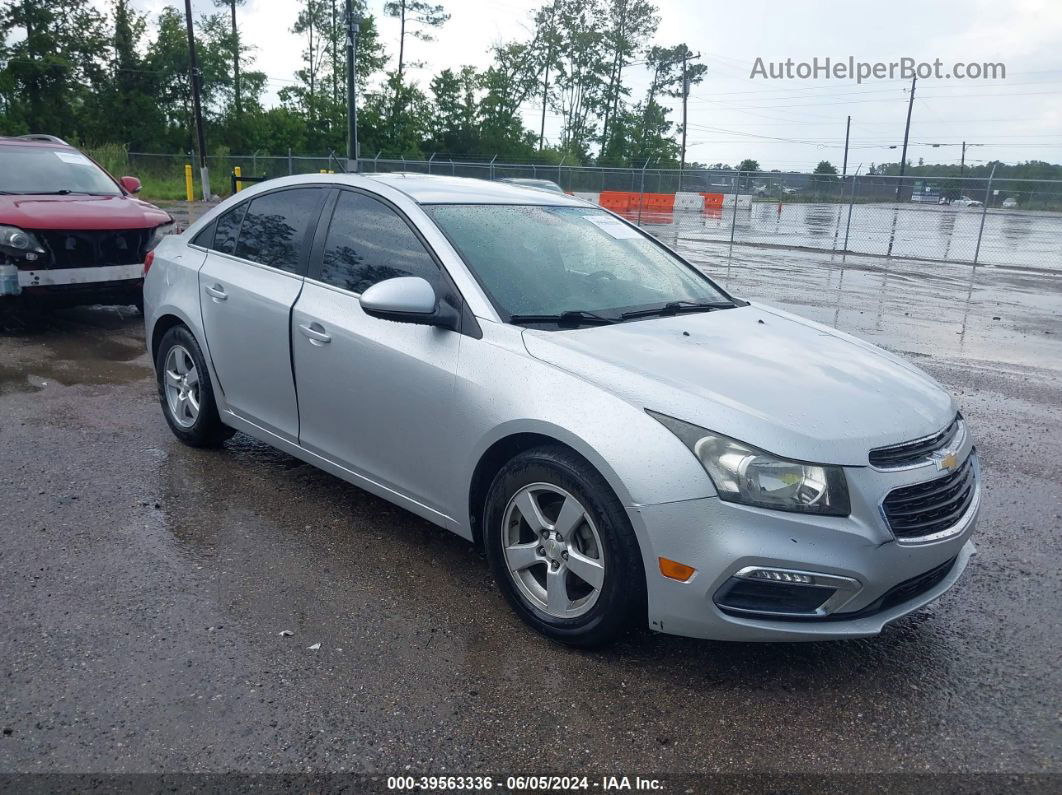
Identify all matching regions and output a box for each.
[0,194,170,230]
[521,302,956,466]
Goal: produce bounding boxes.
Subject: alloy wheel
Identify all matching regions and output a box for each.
[163,344,201,428]
[502,483,606,619]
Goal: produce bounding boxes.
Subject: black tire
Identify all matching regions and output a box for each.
[155,325,235,448]
[484,445,645,647]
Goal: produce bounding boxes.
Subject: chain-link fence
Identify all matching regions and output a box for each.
[123,151,1062,271]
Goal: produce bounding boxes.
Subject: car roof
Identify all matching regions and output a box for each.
[0,135,76,151]
[366,173,582,206]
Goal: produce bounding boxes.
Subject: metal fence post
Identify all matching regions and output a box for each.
[843,169,860,253]
[637,158,650,226]
[728,174,740,257]
[287,147,293,175]
[558,156,565,190]
[427,153,435,175]
[489,155,496,181]
[973,163,997,266]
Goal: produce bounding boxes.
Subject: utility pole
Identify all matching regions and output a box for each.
[841,115,851,178]
[679,50,700,194]
[184,0,210,200]
[960,140,968,175]
[345,0,360,172]
[894,76,915,201]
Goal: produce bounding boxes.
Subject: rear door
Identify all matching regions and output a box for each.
[198,186,327,443]
[291,188,462,514]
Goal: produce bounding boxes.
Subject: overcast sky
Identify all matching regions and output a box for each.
[118,0,1061,169]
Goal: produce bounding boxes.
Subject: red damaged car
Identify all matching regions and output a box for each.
[0,135,174,311]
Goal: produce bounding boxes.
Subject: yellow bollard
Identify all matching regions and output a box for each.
[234,165,243,192]
[184,164,194,202]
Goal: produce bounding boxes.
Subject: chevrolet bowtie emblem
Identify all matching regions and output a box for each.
[933,450,958,472]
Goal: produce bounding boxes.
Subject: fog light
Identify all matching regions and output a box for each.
[658,557,696,582]
[714,566,862,618]
[745,569,815,585]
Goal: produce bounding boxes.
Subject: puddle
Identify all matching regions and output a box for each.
[0,308,149,394]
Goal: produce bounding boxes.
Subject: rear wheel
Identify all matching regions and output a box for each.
[484,445,645,647]
[155,325,234,447]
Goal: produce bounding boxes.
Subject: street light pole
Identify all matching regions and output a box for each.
[345,0,360,172]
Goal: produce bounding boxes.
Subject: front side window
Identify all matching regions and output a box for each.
[318,191,439,294]
[0,146,122,196]
[422,205,731,320]
[234,188,322,274]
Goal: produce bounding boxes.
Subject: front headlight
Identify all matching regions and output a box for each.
[147,220,177,251]
[647,410,851,516]
[0,224,45,256]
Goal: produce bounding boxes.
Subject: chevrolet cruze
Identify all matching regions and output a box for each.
[144,174,979,646]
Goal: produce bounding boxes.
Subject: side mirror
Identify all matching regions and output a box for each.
[360,276,459,330]
[120,176,142,194]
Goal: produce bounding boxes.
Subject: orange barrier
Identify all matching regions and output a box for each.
[599,191,634,211]
[702,192,725,208]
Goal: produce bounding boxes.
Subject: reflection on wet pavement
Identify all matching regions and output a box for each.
[681,242,1061,372]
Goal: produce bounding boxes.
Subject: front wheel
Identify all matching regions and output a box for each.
[155,325,234,447]
[484,445,645,647]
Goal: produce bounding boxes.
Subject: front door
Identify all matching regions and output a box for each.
[292,189,462,514]
[198,186,326,442]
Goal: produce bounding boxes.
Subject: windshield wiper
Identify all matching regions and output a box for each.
[620,300,736,320]
[509,310,618,327]
[27,190,98,196]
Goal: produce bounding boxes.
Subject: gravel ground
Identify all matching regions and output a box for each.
[0,242,1059,780]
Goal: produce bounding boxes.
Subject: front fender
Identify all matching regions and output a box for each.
[452,322,716,533]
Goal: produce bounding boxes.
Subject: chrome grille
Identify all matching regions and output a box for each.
[869,415,961,469]
[882,453,976,540]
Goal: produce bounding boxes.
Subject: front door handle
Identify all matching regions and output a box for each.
[298,322,332,345]
[204,284,227,301]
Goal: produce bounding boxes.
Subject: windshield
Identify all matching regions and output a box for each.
[0,146,122,196]
[423,204,732,321]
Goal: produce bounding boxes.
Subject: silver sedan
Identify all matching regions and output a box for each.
[144,174,979,646]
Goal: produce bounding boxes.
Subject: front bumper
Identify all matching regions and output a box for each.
[630,478,979,642]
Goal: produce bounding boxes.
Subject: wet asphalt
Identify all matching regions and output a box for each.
[0,244,1059,776]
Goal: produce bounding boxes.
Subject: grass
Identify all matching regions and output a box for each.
[86,144,209,202]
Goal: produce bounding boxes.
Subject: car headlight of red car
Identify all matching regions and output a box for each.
[0,224,46,258]
[147,220,177,251]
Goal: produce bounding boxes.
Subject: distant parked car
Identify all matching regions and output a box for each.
[497,178,566,194]
[950,196,983,208]
[1002,197,1018,209]
[0,134,174,311]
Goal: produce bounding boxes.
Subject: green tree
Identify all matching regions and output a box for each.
[428,66,479,154]
[599,0,658,156]
[213,1,246,117]
[737,158,760,173]
[383,0,449,136]
[0,0,108,140]
[551,0,609,159]
[87,0,167,149]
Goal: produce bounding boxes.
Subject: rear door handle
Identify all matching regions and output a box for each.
[204,284,227,301]
[298,322,331,345]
